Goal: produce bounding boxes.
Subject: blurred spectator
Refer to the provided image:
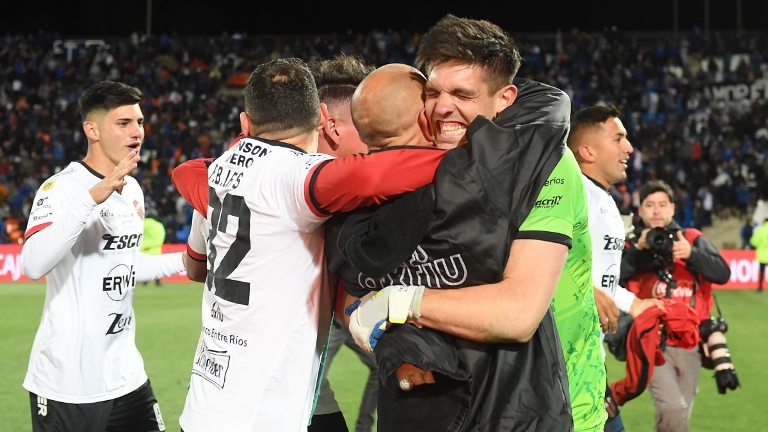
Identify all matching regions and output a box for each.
[750,217,768,292]
[741,215,756,250]
[2,27,768,239]
[140,207,166,286]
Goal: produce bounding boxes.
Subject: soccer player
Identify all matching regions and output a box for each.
[172,58,445,432]
[567,105,663,431]
[338,14,602,432]
[21,80,187,432]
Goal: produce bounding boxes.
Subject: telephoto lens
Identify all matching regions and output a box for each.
[703,331,740,394]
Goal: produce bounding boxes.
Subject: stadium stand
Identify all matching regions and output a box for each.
[2,27,768,244]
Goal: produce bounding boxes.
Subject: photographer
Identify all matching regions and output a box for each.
[620,180,733,432]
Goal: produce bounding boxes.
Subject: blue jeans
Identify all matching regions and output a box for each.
[604,383,625,432]
[604,414,626,432]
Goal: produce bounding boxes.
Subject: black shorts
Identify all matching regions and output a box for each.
[30,379,166,432]
[307,411,349,432]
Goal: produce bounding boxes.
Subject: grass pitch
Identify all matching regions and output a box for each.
[2,283,765,431]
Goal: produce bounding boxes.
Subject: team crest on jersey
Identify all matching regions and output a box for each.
[134,199,144,219]
[41,181,55,191]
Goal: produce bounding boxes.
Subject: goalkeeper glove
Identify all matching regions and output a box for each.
[345,285,425,352]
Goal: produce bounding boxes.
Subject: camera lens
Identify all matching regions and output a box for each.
[646,227,672,253]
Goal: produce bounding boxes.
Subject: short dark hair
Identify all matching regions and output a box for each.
[567,105,622,150]
[243,58,320,137]
[415,14,522,93]
[639,180,674,204]
[308,55,373,106]
[78,81,143,122]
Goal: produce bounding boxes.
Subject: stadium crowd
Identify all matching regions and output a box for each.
[2,26,768,244]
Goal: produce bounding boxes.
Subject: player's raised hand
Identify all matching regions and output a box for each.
[90,150,139,204]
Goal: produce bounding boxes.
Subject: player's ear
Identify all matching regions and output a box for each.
[497,84,518,114]
[319,103,339,138]
[578,144,595,162]
[239,112,251,136]
[83,121,99,141]
[319,103,329,131]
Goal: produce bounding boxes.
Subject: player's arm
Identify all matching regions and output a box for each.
[593,286,620,334]
[306,146,445,215]
[135,252,185,282]
[345,238,565,345]
[416,238,566,342]
[21,181,95,280]
[171,133,244,216]
[22,152,140,280]
[184,210,208,282]
[684,233,730,284]
[171,157,213,216]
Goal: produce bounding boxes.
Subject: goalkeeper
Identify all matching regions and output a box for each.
[333,14,605,432]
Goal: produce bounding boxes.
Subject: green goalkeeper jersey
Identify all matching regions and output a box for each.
[518,148,606,431]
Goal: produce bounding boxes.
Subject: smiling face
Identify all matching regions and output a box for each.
[83,104,144,175]
[584,116,634,188]
[423,60,515,149]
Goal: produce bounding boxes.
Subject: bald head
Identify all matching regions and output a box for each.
[351,63,433,149]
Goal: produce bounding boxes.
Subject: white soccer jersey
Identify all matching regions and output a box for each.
[186,209,207,258]
[583,174,637,355]
[21,161,185,404]
[180,138,336,432]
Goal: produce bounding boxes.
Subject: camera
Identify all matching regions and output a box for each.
[698,317,740,394]
[646,227,677,257]
[699,316,728,337]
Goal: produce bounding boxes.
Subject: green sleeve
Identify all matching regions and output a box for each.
[518,149,586,243]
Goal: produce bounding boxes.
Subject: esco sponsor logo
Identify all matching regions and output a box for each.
[102,233,143,250]
[602,235,624,251]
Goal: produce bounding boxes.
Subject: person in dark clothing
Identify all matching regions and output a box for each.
[334,14,602,432]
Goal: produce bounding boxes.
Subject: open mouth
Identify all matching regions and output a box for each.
[439,121,467,137]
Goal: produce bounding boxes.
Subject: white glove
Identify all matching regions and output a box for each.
[345,285,425,352]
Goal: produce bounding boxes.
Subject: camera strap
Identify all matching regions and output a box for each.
[712,292,724,318]
[684,228,700,310]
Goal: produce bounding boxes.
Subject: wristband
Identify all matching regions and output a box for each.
[389,285,425,324]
